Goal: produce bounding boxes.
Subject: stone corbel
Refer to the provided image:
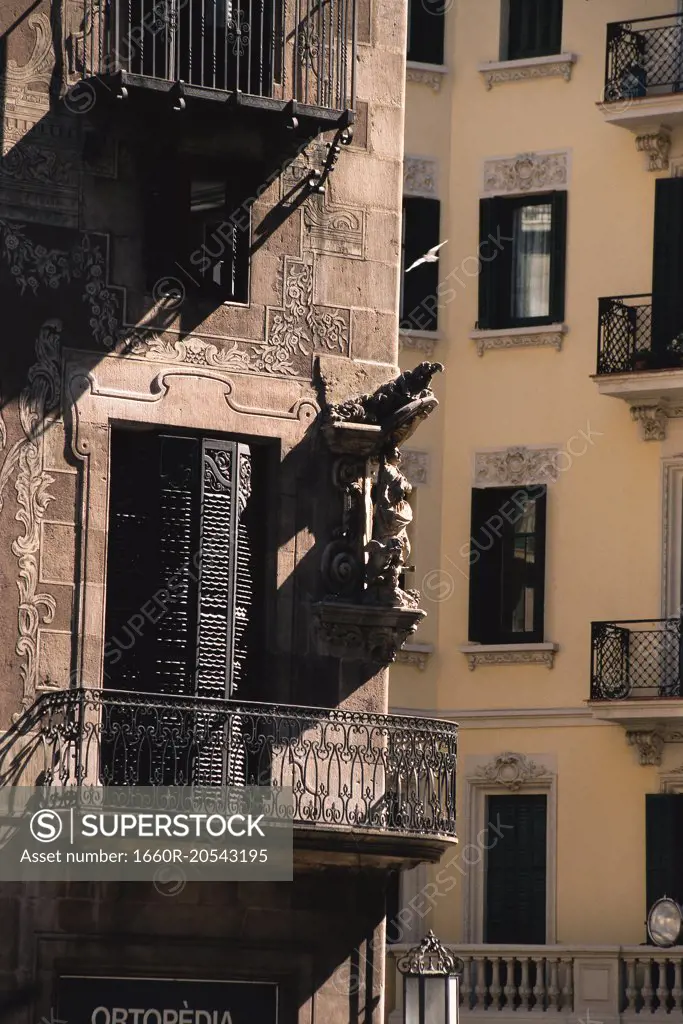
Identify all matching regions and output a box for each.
[630,404,668,441]
[627,730,665,767]
[635,128,671,172]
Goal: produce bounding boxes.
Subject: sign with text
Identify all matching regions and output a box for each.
[0,787,293,881]
[58,976,279,1024]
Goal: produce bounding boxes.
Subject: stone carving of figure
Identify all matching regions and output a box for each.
[365,448,417,608]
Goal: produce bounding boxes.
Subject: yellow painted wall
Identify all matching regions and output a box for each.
[393,0,683,949]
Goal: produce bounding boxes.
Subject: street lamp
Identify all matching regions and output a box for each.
[648,896,683,947]
[397,930,461,1024]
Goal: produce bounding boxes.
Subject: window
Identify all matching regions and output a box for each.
[400,197,441,332]
[104,429,267,703]
[485,794,547,943]
[468,485,547,644]
[503,0,563,61]
[407,0,445,65]
[646,794,683,922]
[652,177,683,358]
[478,191,566,330]
[144,156,252,305]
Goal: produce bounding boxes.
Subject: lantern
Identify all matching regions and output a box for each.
[397,931,461,1024]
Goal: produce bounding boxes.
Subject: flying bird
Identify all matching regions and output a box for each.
[405,240,448,273]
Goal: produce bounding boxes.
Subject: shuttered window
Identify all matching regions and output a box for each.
[144,156,251,305]
[407,0,445,65]
[104,430,264,701]
[646,794,683,920]
[468,486,547,644]
[478,192,566,331]
[505,0,563,61]
[400,197,441,332]
[485,794,547,944]
[652,178,683,358]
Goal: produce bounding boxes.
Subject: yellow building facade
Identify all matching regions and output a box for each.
[389,0,683,1019]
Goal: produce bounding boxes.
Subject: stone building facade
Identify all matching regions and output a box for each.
[0,2,456,1021]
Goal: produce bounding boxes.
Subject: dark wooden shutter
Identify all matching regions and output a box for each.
[401,197,441,331]
[468,488,505,643]
[507,0,562,60]
[646,794,683,916]
[485,794,547,944]
[549,191,567,325]
[652,178,683,356]
[477,198,504,330]
[407,0,445,65]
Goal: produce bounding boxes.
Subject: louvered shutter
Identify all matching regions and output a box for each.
[507,0,562,60]
[652,178,683,358]
[485,794,547,944]
[549,191,567,325]
[646,794,683,920]
[468,487,505,643]
[477,198,503,330]
[401,197,441,331]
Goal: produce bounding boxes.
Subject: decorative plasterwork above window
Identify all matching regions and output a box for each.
[399,329,439,357]
[406,61,447,92]
[400,449,430,486]
[474,445,560,487]
[470,324,567,356]
[403,157,437,198]
[482,150,570,196]
[396,642,434,671]
[459,642,558,670]
[478,53,577,90]
[472,750,553,790]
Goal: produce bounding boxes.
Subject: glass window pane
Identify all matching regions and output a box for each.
[511,203,552,320]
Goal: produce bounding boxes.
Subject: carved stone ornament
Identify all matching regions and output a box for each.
[303,194,365,258]
[406,63,447,93]
[479,56,576,90]
[631,405,670,442]
[474,752,550,791]
[315,363,443,661]
[471,327,566,356]
[461,646,556,670]
[474,446,560,487]
[404,158,438,198]
[400,450,430,487]
[396,642,433,671]
[399,332,438,357]
[482,151,569,196]
[627,730,665,767]
[635,130,671,173]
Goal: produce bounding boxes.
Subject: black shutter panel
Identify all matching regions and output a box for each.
[485,794,547,944]
[646,794,683,916]
[532,486,547,643]
[401,197,441,331]
[468,488,505,643]
[652,178,683,356]
[549,191,567,325]
[478,198,501,330]
[507,0,562,60]
[407,0,445,65]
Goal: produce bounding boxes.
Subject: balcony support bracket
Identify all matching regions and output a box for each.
[627,729,666,766]
[635,127,671,172]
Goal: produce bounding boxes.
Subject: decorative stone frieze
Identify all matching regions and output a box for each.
[631,405,669,441]
[471,325,566,355]
[478,54,577,90]
[403,158,438,198]
[474,446,560,487]
[483,150,569,196]
[627,730,665,767]
[313,601,426,664]
[303,194,366,258]
[396,643,433,671]
[406,62,447,92]
[473,751,551,791]
[635,129,671,172]
[460,645,557,670]
[399,332,438,357]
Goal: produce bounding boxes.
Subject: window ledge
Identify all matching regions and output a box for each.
[396,642,434,671]
[406,61,448,92]
[470,324,567,356]
[459,643,559,670]
[399,328,442,357]
[478,53,577,90]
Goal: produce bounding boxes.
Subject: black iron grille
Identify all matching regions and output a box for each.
[604,14,683,101]
[591,619,683,699]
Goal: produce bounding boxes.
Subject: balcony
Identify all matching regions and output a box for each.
[76,0,356,159]
[0,688,457,865]
[589,619,683,756]
[602,13,683,142]
[594,295,683,439]
[388,945,683,1022]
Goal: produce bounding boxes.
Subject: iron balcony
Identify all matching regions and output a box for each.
[604,13,683,103]
[1,688,457,862]
[595,293,683,375]
[591,619,683,700]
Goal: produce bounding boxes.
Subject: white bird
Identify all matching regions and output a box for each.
[405,240,448,273]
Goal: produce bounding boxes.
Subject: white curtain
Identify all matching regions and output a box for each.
[511,203,552,320]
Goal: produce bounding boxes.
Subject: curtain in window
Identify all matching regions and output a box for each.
[511,203,552,320]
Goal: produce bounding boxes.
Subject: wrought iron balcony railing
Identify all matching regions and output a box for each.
[0,688,457,842]
[80,0,357,116]
[591,619,683,700]
[596,293,683,374]
[604,13,683,102]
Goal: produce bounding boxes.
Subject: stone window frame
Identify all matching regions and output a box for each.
[462,751,558,942]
